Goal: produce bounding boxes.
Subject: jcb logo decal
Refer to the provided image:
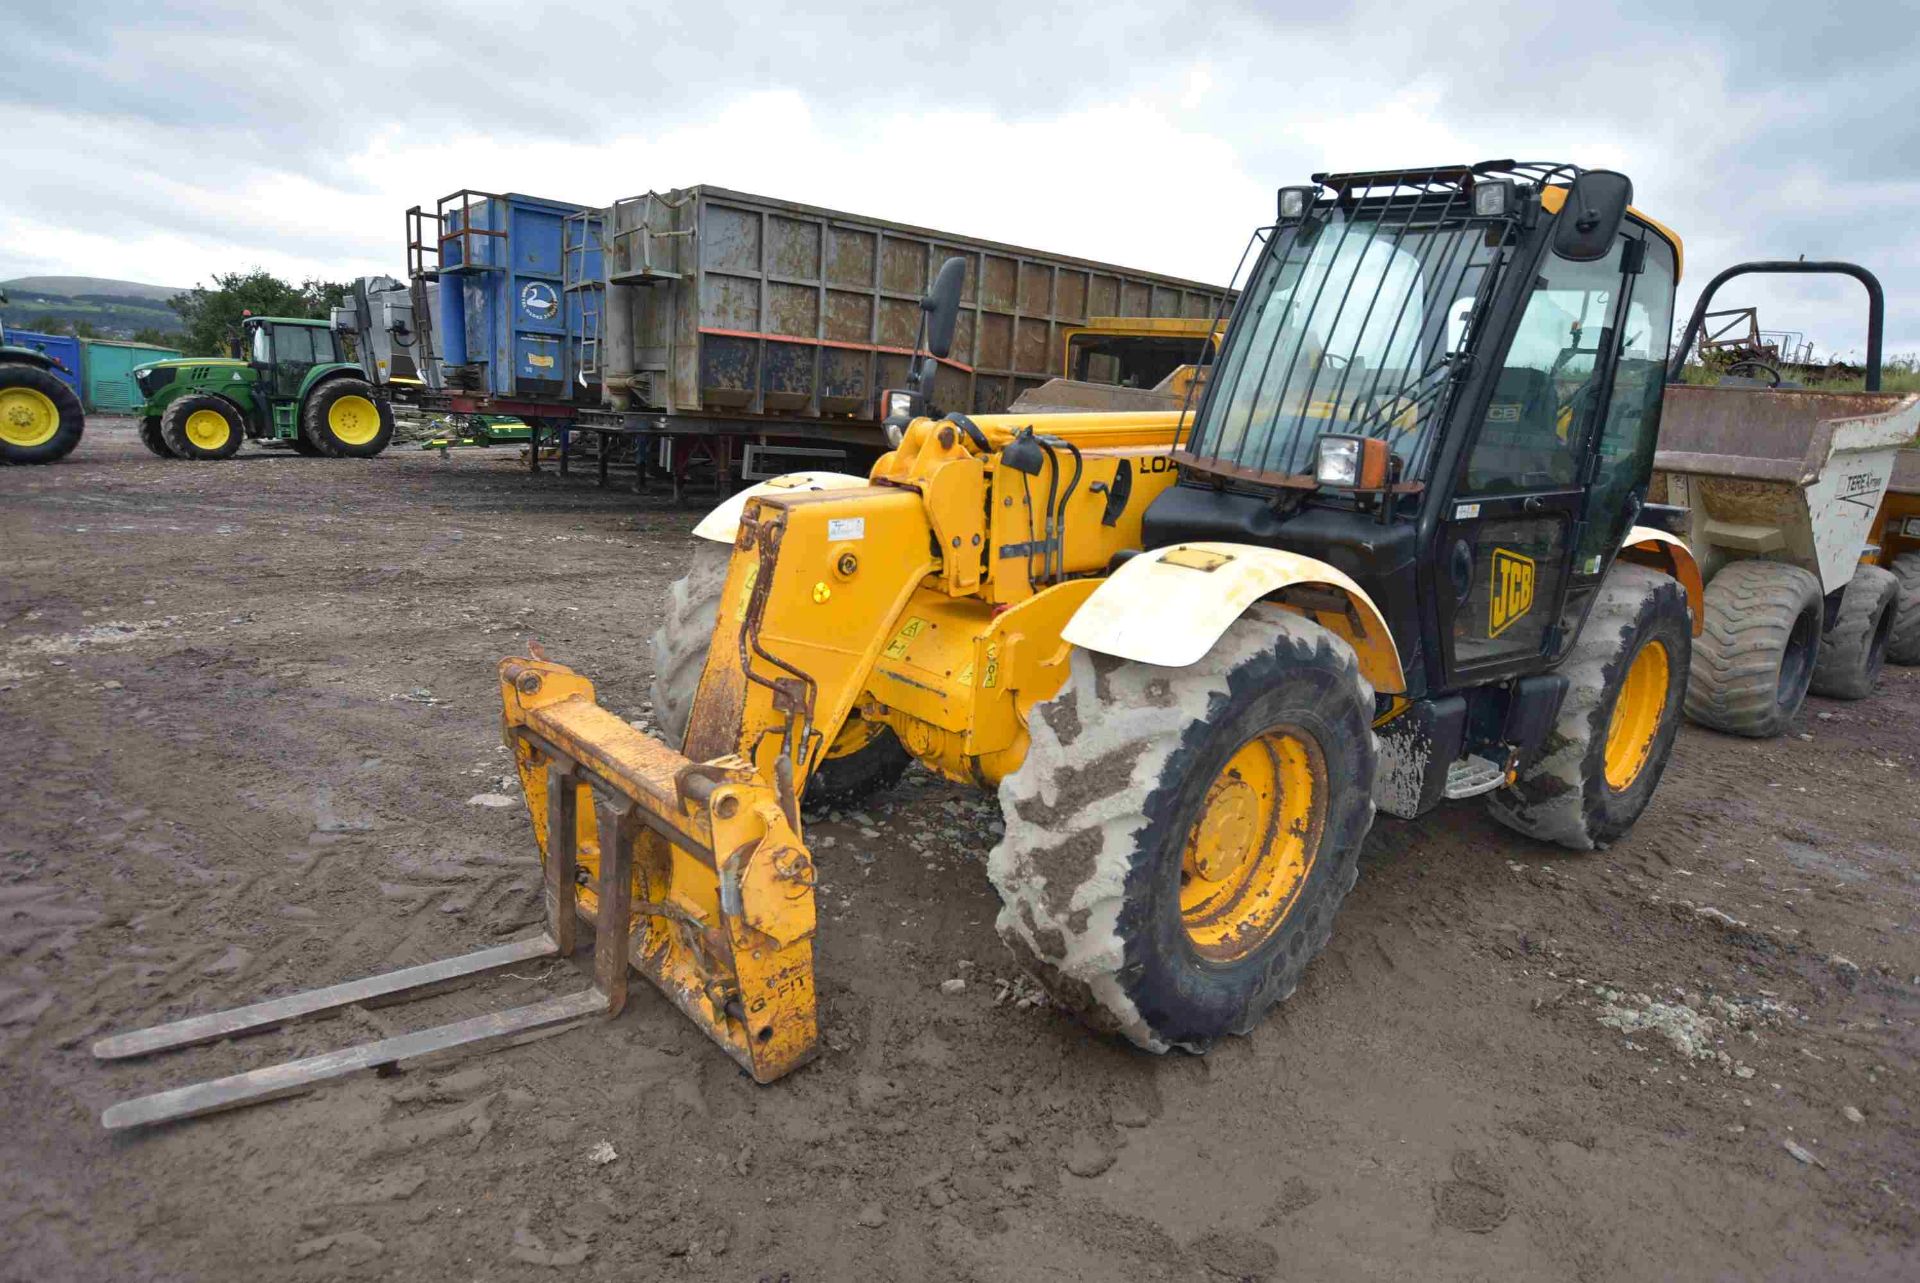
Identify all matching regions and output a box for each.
[1489,548,1535,638]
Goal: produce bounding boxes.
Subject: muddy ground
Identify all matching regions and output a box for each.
[2,419,1916,1282]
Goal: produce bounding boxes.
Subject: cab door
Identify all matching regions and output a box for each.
[1434,235,1635,683]
[270,324,320,400]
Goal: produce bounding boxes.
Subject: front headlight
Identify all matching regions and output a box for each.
[1313,434,1389,490]
[887,390,915,420]
[1314,436,1363,487]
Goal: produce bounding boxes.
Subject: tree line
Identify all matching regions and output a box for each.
[17,270,349,356]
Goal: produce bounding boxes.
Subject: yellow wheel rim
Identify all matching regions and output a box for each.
[824,716,880,760]
[184,408,231,451]
[327,394,381,446]
[1179,727,1326,962]
[1603,639,1670,791]
[0,387,60,448]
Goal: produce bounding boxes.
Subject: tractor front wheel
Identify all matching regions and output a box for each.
[301,380,394,458]
[0,365,85,465]
[990,608,1377,1053]
[1487,563,1690,850]
[138,415,175,458]
[159,394,243,461]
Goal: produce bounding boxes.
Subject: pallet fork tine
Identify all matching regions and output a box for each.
[94,766,637,1132]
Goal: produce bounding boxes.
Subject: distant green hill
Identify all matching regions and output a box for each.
[3,276,187,302]
[0,277,186,342]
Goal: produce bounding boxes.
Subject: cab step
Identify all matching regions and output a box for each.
[1444,755,1509,799]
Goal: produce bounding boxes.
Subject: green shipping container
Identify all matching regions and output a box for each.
[81,338,183,413]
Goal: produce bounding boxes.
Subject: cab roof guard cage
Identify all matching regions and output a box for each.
[1307,160,1585,200]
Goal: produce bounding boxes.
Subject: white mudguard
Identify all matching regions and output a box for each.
[690,471,871,542]
[1621,524,1704,633]
[1061,541,1405,694]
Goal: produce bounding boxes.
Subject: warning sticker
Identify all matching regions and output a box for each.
[883,617,926,659]
[828,517,866,542]
[733,561,759,622]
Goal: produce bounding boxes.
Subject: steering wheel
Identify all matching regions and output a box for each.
[1723,359,1783,387]
[1319,352,1350,371]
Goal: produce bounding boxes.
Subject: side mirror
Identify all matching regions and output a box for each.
[1552,170,1631,262]
[922,256,966,360]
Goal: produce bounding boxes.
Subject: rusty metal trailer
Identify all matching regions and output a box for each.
[562,186,1229,495]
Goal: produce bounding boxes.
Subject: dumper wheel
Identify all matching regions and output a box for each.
[1810,565,1898,699]
[1487,564,1690,850]
[1884,553,1920,666]
[159,394,243,461]
[0,365,85,465]
[301,379,394,458]
[137,415,175,458]
[989,607,1376,1053]
[1684,561,1822,737]
[650,542,909,807]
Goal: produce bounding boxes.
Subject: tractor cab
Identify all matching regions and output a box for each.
[242,316,347,405]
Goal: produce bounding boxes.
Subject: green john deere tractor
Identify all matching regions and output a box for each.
[0,289,87,465]
[131,315,394,461]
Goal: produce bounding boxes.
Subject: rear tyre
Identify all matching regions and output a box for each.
[1810,565,1898,699]
[1487,563,1690,850]
[137,414,175,458]
[289,434,323,457]
[990,607,1376,1053]
[159,394,243,461]
[1684,560,1822,738]
[1885,552,1920,666]
[649,541,908,806]
[301,379,394,458]
[0,365,85,465]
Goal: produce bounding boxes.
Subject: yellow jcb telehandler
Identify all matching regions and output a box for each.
[97,161,1704,1127]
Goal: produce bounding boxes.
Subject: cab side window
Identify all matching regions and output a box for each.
[1462,240,1626,495]
[1577,234,1676,565]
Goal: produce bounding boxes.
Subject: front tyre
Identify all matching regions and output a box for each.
[159,394,243,461]
[1811,565,1898,698]
[301,379,394,458]
[1684,560,1821,737]
[1888,552,1920,666]
[990,607,1377,1053]
[1487,562,1690,850]
[0,365,85,465]
[138,415,175,458]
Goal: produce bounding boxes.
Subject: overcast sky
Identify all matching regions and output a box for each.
[6,1,1916,359]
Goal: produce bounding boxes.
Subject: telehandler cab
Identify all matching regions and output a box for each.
[97,161,1703,1126]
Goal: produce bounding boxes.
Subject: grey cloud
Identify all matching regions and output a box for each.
[5,0,1918,354]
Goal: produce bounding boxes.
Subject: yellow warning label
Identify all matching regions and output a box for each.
[981,643,1000,689]
[883,617,926,659]
[956,662,974,687]
[1489,548,1535,638]
[528,354,555,369]
[733,561,759,622]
